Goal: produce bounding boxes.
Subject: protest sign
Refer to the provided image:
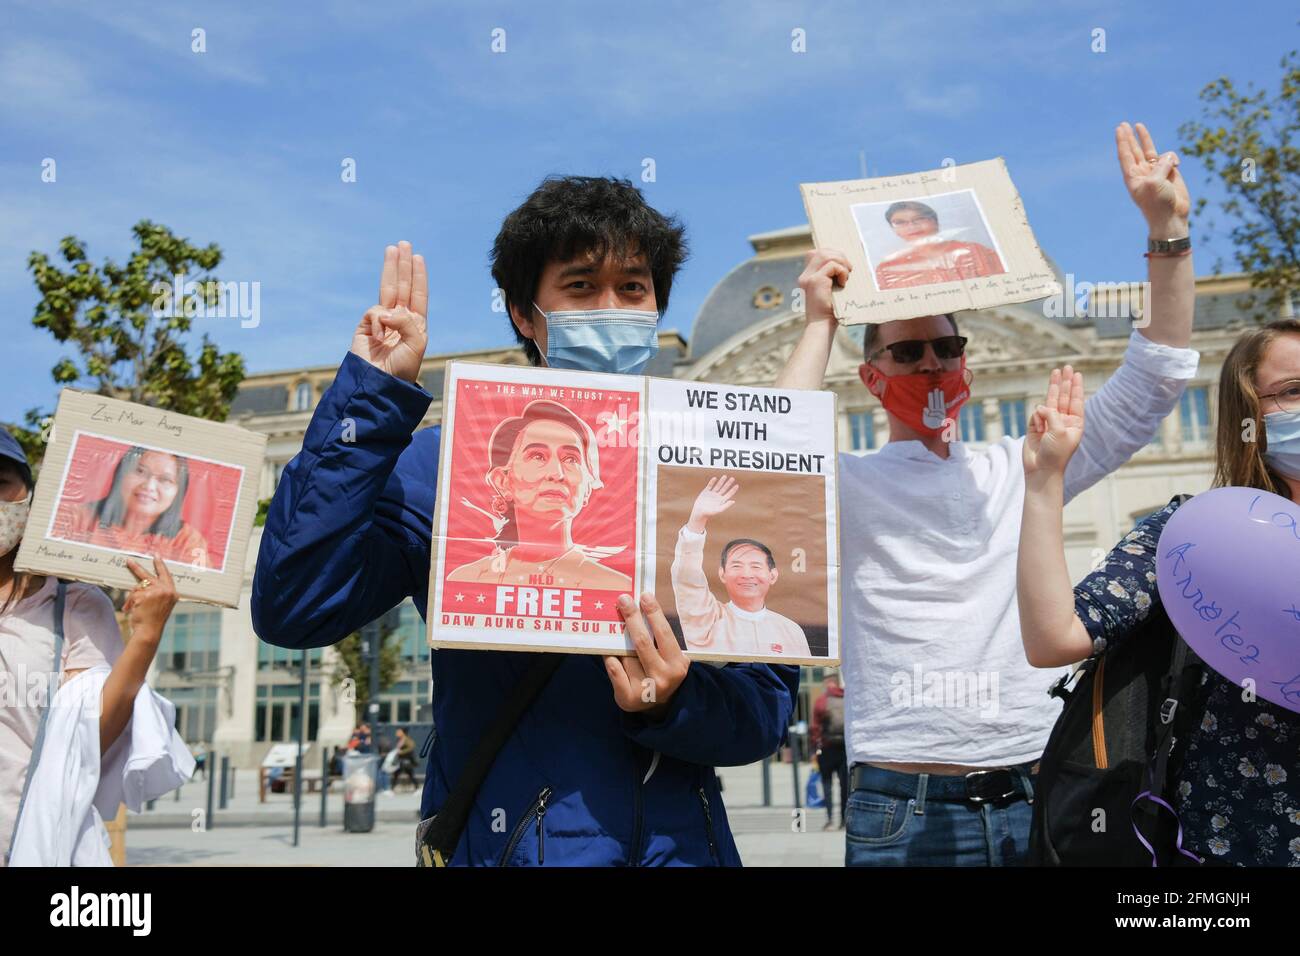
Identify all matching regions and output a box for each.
[800,158,1060,325]
[15,389,266,607]
[428,362,839,665]
[646,378,838,664]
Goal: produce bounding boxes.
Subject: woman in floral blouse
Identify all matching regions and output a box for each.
[1015,319,1300,866]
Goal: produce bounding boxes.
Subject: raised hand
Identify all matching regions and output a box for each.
[123,554,179,643]
[687,475,738,533]
[797,248,852,327]
[1115,122,1191,235]
[1023,366,1086,479]
[350,241,429,383]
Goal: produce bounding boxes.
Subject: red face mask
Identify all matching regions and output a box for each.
[860,358,973,437]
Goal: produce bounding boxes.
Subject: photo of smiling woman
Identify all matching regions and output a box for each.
[447,399,632,591]
[51,444,211,569]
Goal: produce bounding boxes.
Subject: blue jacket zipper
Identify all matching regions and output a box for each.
[536,790,548,865]
[497,786,551,866]
[698,787,719,865]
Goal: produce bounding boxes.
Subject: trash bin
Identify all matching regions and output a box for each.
[342,752,378,833]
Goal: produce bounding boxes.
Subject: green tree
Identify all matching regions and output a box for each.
[18,219,246,470]
[5,419,48,473]
[330,623,405,721]
[1179,45,1300,312]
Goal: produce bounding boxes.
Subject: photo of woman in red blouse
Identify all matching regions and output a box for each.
[854,194,1008,291]
[49,438,235,571]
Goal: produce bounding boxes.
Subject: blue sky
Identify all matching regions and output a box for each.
[2,0,1294,423]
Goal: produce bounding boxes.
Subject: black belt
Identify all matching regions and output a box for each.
[850,762,1035,805]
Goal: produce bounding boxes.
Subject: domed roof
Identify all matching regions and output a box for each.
[688,227,809,359]
[689,227,1075,358]
[690,224,1274,359]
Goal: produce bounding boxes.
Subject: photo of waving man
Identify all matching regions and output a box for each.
[670,476,811,660]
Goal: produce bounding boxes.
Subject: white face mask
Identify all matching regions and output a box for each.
[533,303,660,375]
[0,497,31,556]
[1264,409,1300,481]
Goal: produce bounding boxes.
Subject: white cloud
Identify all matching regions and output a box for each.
[903,83,982,117]
[59,1,268,85]
[0,40,111,125]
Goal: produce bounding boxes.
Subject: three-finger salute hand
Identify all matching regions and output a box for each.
[605,592,690,719]
[1115,122,1190,234]
[350,240,429,383]
[1023,366,1086,478]
[922,388,947,431]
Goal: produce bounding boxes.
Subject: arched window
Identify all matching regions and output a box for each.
[294,381,312,411]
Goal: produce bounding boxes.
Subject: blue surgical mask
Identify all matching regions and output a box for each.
[534,304,659,375]
[1264,409,1300,481]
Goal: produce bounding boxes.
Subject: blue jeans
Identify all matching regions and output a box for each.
[845,763,1036,867]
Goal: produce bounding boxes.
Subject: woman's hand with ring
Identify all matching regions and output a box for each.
[123,554,178,644]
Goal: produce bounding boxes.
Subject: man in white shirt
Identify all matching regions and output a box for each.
[776,122,1199,865]
[670,475,811,659]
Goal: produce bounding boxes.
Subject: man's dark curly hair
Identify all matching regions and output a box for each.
[490,176,689,365]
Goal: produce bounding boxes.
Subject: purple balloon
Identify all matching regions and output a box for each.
[1155,486,1300,714]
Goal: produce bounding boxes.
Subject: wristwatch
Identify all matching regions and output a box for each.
[1147,236,1192,255]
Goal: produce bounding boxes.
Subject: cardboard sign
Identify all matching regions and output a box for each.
[428,362,839,665]
[800,158,1060,325]
[15,389,266,608]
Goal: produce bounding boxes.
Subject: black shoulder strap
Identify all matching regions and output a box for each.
[1147,630,1203,805]
[1146,493,1199,801]
[418,653,563,867]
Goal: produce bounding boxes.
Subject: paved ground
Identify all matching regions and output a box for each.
[125,760,847,866]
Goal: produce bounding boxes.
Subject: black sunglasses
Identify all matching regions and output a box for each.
[870,335,968,364]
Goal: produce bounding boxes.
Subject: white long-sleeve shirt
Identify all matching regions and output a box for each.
[840,330,1199,767]
[0,577,121,859]
[8,666,194,866]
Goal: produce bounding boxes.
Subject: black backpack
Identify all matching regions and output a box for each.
[1029,599,1210,867]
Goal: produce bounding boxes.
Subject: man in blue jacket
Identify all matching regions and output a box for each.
[252,176,800,865]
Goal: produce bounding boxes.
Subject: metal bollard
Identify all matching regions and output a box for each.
[790,735,802,809]
[320,747,329,828]
[292,746,303,847]
[206,751,216,830]
[219,756,229,810]
[761,756,771,807]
